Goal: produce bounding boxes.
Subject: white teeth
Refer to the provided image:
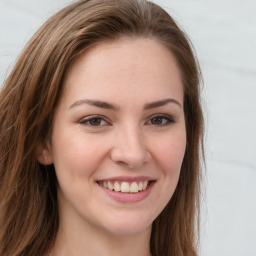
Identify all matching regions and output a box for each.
[99,180,151,193]
[142,181,148,190]
[114,181,121,192]
[138,181,143,191]
[103,181,108,188]
[130,182,139,193]
[107,181,114,190]
[121,182,130,192]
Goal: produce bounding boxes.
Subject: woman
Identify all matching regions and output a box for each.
[0,0,204,255]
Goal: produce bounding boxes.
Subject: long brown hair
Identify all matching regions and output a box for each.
[0,0,204,255]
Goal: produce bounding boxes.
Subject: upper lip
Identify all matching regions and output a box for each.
[96,176,156,182]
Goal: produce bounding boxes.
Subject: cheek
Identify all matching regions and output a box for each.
[147,129,186,217]
[51,132,110,207]
[152,129,186,175]
[51,130,108,179]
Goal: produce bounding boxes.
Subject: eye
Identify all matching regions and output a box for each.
[79,115,109,127]
[147,114,174,126]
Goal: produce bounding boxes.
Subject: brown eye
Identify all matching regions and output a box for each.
[151,117,164,125]
[80,115,108,127]
[148,115,174,126]
[89,118,102,126]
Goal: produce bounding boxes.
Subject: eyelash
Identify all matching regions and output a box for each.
[79,114,174,127]
[146,114,174,127]
[79,115,109,127]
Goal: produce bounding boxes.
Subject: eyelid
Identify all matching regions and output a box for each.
[79,115,110,127]
[78,113,174,127]
[146,113,175,126]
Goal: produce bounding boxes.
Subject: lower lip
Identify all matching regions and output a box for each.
[98,181,155,203]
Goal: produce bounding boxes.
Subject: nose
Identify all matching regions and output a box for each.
[110,125,151,169]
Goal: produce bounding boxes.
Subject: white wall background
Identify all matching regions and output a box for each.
[0,1,255,255]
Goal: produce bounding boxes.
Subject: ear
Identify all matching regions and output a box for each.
[36,141,53,165]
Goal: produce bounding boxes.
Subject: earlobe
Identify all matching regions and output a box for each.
[36,142,53,165]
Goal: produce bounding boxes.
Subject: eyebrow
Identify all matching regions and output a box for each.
[69,99,119,110]
[143,98,182,110]
[69,98,181,110]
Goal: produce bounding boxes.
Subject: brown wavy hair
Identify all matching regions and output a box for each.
[0,0,204,255]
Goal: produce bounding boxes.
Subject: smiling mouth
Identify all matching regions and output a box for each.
[97,180,153,193]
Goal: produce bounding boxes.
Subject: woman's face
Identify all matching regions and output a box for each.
[42,38,186,236]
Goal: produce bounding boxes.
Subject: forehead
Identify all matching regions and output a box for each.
[61,37,183,107]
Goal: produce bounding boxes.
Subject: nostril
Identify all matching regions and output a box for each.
[110,146,151,169]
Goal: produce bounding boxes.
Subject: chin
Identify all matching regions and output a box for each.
[105,222,151,236]
[98,211,153,236]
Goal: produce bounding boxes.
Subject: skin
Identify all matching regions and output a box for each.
[39,37,186,256]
